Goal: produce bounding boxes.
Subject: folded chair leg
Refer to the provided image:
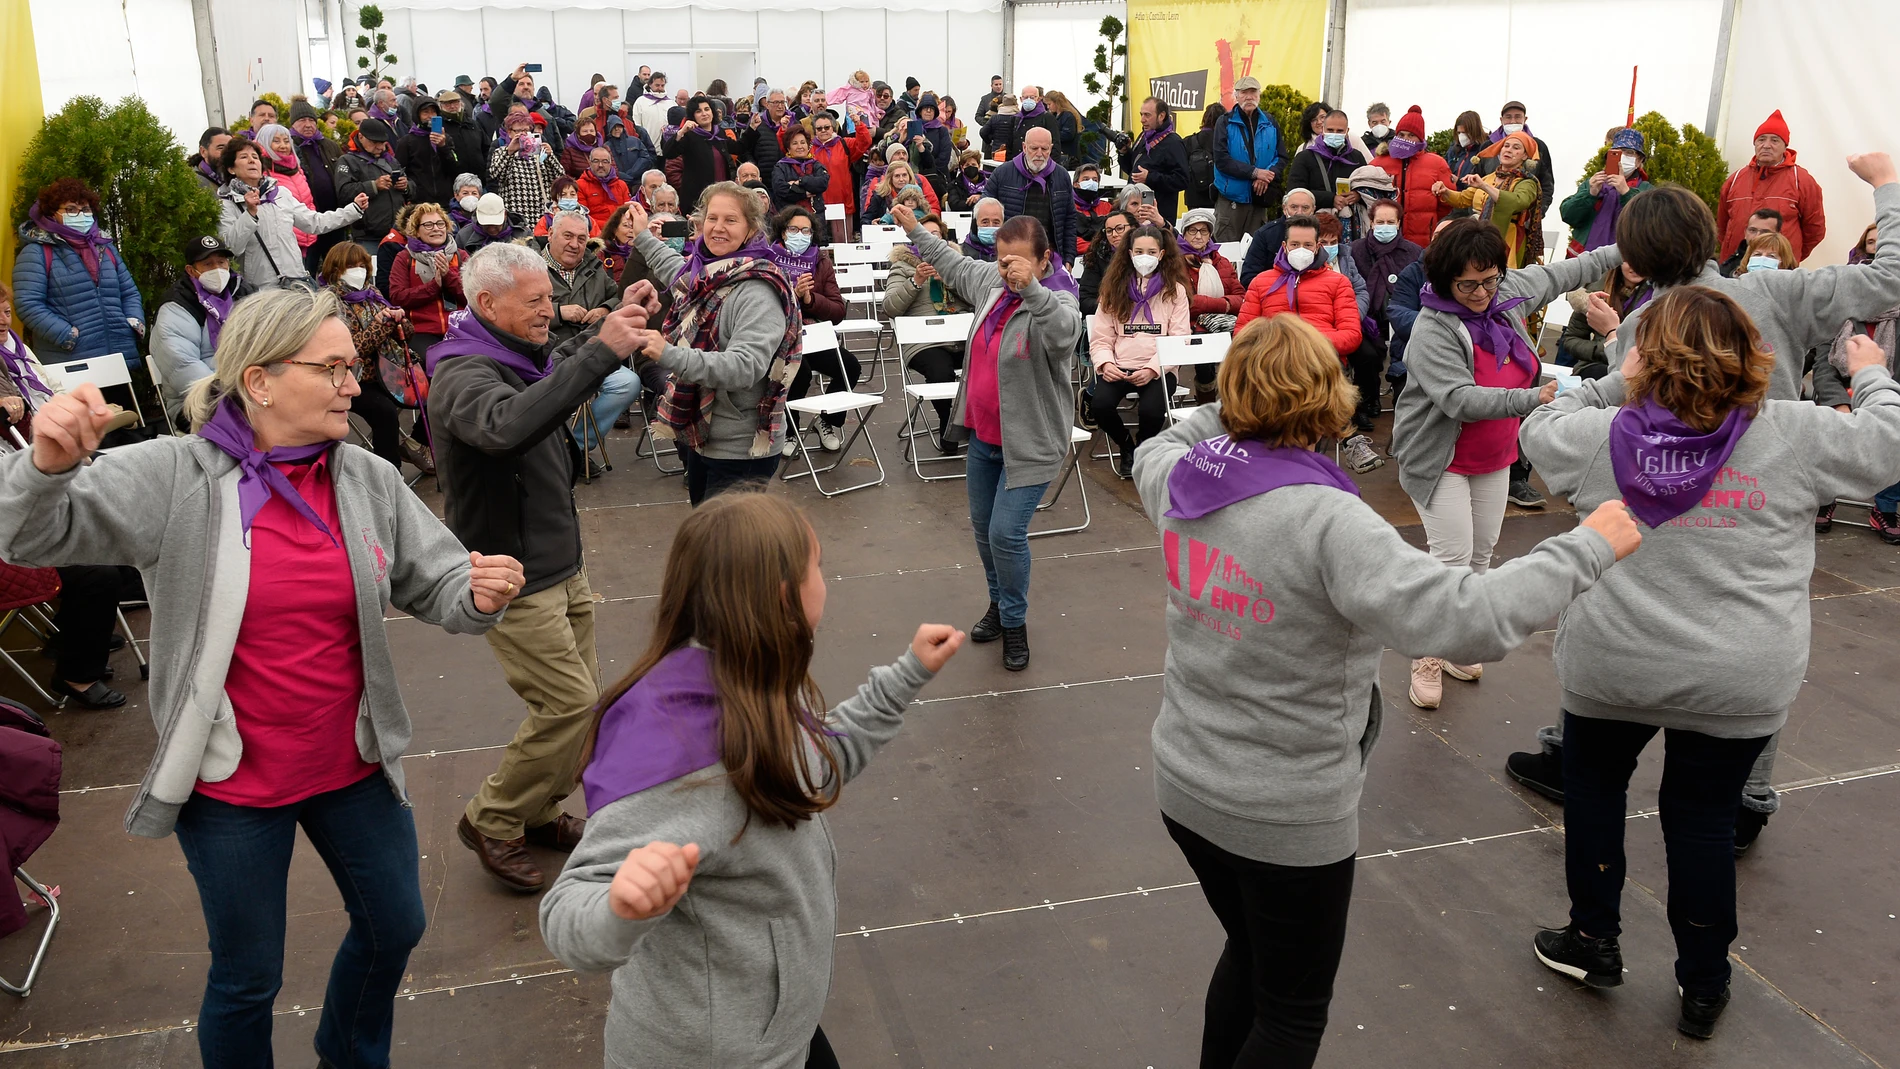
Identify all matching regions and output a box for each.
[0,868,62,997]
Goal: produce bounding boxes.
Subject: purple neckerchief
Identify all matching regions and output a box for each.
[1417,284,1537,377]
[1127,272,1165,322]
[1165,435,1360,519]
[350,142,397,165]
[293,130,328,152]
[1180,234,1215,257]
[604,239,632,262]
[1387,136,1423,160]
[678,235,772,282]
[195,395,339,547]
[192,275,238,348]
[196,158,219,183]
[1019,100,1047,118]
[27,205,114,281]
[642,91,667,104]
[448,205,473,229]
[769,241,820,279]
[1040,258,1080,297]
[1134,117,1175,157]
[978,291,1022,348]
[1309,139,1359,168]
[961,234,997,262]
[1261,246,1320,310]
[584,170,628,204]
[423,308,550,381]
[582,646,725,814]
[370,105,399,124]
[336,283,391,309]
[1013,153,1055,193]
[1609,399,1753,528]
[956,170,985,200]
[1583,173,1645,252]
[1489,124,1535,144]
[0,331,51,399]
[781,155,818,176]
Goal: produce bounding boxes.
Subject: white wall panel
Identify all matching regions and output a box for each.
[481,8,560,99]
[757,10,826,96]
[1011,2,1116,115]
[376,9,416,88]
[210,0,310,121]
[945,10,1004,122]
[34,0,210,138]
[820,10,886,95]
[124,0,211,138]
[884,12,948,102]
[552,8,628,107]
[406,9,487,97]
[629,7,694,46]
[691,7,758,46]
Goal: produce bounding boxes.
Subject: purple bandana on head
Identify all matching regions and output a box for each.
[192,275,238,348]
[1417,284,1537,377]
[195,395,339,547]
[582,646,725,814]
[423,308,551,382]
[1165,435,1360,519]
[1608,399,1753,528]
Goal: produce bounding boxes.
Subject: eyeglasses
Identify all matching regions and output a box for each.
[283,358,364,388]
[418,219,448,230]
[1104,224,1131,236]
[1452,274,1505,296]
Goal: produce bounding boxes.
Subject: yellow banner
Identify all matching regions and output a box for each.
[1126,0,1326,128]
[0,0,44,290]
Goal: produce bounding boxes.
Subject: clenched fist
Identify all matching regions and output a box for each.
[609,841,700,920]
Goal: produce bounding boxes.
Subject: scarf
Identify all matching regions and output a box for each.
[1417,284,1537,377]
[1127,272,1165,323]
[1608,400,1753,527]
[1260,247,1322,311]
[448,204,473,229]
[565,132,601,154]
[336,283,391,309]
[583,169,627,205]
[27,205,115,282]
[1179,232,1215,257]
[195,158,219,183]
[405,236,460,282]
[1164,436,1360,519]
[582,646,728,814]
[1352,233,1419,313]
[1013,153,1055,193]
[679,235,773,281]
[423,308,551,382]
[956,169,985,201]
[1827,306,1900,377]
[369,105,399,124]
[769,241,821,279]
[225,176,282,208]
[654,256,802,457]
[1583,172,1645,252]
[192,275,238,348]
[1133,116,1175,158]
[603,238,632,266]
[1309,139,1359,169]
[1019,99,1047,118]
[642,91,667,104]
[0,330,52,404]
[1072,187,1102,215]
[195,395,339,547]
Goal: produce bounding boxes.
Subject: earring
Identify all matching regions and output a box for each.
[260,397,273,407]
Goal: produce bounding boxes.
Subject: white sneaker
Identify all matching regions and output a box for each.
[818,424,843,452]
[1342,434,1384,474]
[781,435,798,458]
[1409,657,1444,709]
[1443,661,1484,682]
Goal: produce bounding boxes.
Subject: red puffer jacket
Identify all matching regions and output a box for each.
[1373,152,1453,248]
[1236,265,1362,355]
[1717,153,1826,261]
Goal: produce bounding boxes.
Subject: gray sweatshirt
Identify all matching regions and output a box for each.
[903,223,1082,488]
[539,650,935,1069]
[1391,244,1624,507]
[633,231,791,461]
[1608,180,1900,402]
[0,436,500,837]
[1520,366,1900,737]
[1133,405,1616,866]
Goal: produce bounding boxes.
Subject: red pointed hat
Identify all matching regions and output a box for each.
[1755,110,1790,144]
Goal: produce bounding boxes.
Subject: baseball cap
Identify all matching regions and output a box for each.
[1234,76,1262,92]
[183,235,233,264]
[475,193,507,225]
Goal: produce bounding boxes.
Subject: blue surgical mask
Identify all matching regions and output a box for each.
[1747,255,1780,273]
[975,226,998,246]
[1373,224,1399,243]
[62,211,95,233]
[1323,243,1339,262]
[664,236,686,253]
[558,197,580,211]
[1323,133,1347,149]
[784,232,813,255]
[1078,180,1099,192]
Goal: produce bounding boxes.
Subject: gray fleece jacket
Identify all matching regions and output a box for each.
[0,436,501,837]
[1520,367,1900,737]
[539,650,935,1069]
[1609,180,1900,402]
[1134,405,1616,865]
[633,231,790,461]
[1391,244,1624,507]
[903,223,1083,488]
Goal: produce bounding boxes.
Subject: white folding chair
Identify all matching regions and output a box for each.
[860,225,907,245]
[942,212,973,240]
[782,324,885,496]
[42,353,145,428]
[831,243,895,268]
[141,355,184,437]
[1159,332,1233,419]
[1028,425,1094,538]
[1216,241,1244,263]
[894,314,974,481]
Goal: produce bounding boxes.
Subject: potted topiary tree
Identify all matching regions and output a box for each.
[355,4,400,85]
[1079,16,1127,168]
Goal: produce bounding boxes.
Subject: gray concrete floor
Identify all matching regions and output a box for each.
[1,396,1896,1067]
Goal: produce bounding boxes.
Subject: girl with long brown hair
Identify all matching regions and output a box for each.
[1089,222,1194,475]
[540,493,964,1069]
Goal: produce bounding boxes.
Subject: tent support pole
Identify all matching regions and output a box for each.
[191,0,227,126]
[1704,0,1740,137]
[1003,1,1015,94]
[1321,0,1347,105]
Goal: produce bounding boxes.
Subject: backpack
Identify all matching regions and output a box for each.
[1186,130,1216,204]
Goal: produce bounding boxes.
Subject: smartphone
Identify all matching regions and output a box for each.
[907,118,923,141]
[1140,189,1157,206]
[389,167,406,179]
[430,116,443,135]
[523,63,544,73]
[1603,149,1624,176]
[660,219,690,239]
[1335,177,1351,198]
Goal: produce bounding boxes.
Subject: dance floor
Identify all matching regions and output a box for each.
[2,397,1895,1067]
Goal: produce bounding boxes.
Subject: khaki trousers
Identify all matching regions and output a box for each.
[1215,195,1270,243]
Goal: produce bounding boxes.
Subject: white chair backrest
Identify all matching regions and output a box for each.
[824,202,847,221]
[861,225,906,245]
[1217,242,1244,262]
[1156,332,1232,366]
[803,322,840,356]
[832,242,893,266]
[43,352,133,392]
[893,313,974,348]
[834,263,874,290]
[943,212,973,229]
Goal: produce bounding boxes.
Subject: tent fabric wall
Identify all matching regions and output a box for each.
[1012,1,1124,124]
[29,0,209,141]
[209,0,312,123]
[1723,0,1900,267]
[2,0,44,288]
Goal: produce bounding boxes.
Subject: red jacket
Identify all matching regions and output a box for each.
[576,171,633,235]
[1373,153,1453,248]
[1184,249,1244,317]
[1236,266,1362,355]
[388,248,467,336]
[1718,152,1826,261]
[809,126,874,215]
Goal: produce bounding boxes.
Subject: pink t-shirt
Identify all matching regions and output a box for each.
[1448,343,1535,476]
[198,455,377,807]
[965,294,1020,447]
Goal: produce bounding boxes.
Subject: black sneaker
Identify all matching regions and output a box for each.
[1002,625,1030,671]
[1816,503,1836,533]
[1506,748,1564,803]
[1871,509,1900,545]
[1115,443,1136,480]
[1733,807,1768,857]
[1077,385,1098,430]
[1508,478,1547,508]
[1678,983,1731,1039]
[970,602,1003,644]
[1533,925,1623,988]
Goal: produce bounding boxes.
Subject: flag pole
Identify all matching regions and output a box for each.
[1627,66,1638,127]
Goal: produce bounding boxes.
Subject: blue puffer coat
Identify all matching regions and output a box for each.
[12,221,145,367]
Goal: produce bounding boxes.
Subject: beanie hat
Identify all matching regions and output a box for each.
[1396,105,1426,140]
[288,100,320,125]
[1177,207,1219,235]
[906,76,920,91]
[1755,110,1790,144]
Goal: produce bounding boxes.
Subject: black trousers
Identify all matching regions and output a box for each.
[1091,373,1175,447]
[1165,816,1355,1069]
[907,345,963,426]
[806,1025,839,1069]
[1345,341,1383,423]
[681,447,781,506]
[787,347,864,428]
[351,379,425,467]
[52,565,126,683]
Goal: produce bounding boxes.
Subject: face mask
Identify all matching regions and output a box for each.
[664,236,686,253]
[1503,123,1524,135]
[1285,247,1316,272]
[784,232,812,255]
[341,267,369,289]
[62,211,95,233]
[1619,155,1639,177]
[1078,180,1099,192]
[1130,253,1160,277]
[1373,224,1399,243]
[1457,132,1471,148]
[1322,244,1339,263]
[196,268,230,292]
[1323,133,1347,149]
[976,226,998,246]
[1370,123,1391,138]
[1746,255,1780,273]
[459,195,479,213]
[558,197,580,211]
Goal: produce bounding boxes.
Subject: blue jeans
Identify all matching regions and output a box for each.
[965,438,1048,628]
[581,366,639,450]
[173,772,427,1069]
[1876,479,1900,514]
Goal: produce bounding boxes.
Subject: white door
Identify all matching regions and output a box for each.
[627,52,691,94]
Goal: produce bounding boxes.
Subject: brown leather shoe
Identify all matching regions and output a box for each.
[457,815,545,893]
[523,813,587,852]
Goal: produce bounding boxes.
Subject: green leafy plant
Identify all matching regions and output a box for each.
[10,95,220,306]
[355,4,399,84]
[1426,126,1455,157]
[1079,16,1127,160]
[1260,84,1313,155]
[1572,110,1729,212]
